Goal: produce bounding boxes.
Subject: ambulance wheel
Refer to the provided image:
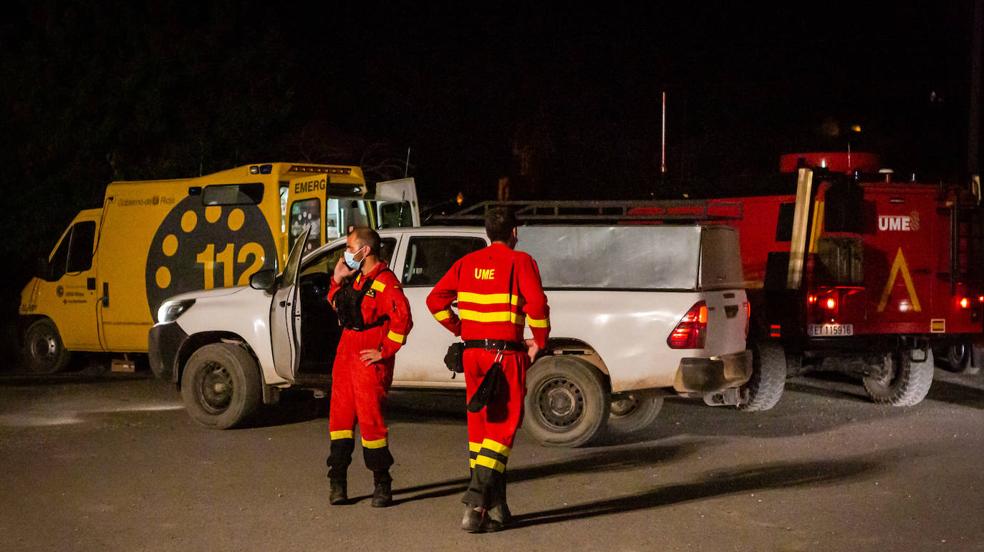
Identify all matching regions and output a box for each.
[739,341,787,412]
[936,343,971,373]
[607,392,663,434]
[863,348,934,407]
[181,343,261,429]
[524,356,610,448]
[22,318,71,374]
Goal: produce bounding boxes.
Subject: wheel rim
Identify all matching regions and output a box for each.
[610,395,639,418]
[28,330,57,366]
[534,376,585,430]
[197,361,233,414]
[949,344,967,367]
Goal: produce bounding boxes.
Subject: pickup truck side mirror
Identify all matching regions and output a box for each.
[249,269,277,291]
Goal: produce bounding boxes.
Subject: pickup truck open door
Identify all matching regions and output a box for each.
[270,227,309,382]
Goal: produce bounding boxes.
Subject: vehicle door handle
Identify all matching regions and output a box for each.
[280,301,288,307]
[725,305,739,318]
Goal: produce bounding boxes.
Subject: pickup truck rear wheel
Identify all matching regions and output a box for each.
[608,393,663,434]
[739,341,787,412]
[863,348,934,407]
[181,343,261,429]
[524,356,609,448]
[22,318,71,374]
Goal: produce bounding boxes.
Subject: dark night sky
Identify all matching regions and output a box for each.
[0,1,979,244]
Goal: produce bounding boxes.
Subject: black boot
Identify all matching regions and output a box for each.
[461,506,484,533]
[329,479,349,505]
[371,472,393,508]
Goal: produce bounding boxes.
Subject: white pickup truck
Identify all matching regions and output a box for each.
[150,224,753,446]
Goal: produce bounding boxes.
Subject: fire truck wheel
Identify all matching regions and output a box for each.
[524,356,610,448]
[862,348,934,407]
[935,344,971,373]
[608,392,664,434]
[739,341,787,412]
[21,318,71,375]
[181,343,262,429]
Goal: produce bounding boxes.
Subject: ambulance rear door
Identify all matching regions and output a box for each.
[374,178,420,227]
[270,227,309,382]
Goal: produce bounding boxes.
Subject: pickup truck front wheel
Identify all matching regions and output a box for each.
[181,343,261,429]
[524,356,609,447]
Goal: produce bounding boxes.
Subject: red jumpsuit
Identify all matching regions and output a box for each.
[426,242,550,509]
[326,261,412,480]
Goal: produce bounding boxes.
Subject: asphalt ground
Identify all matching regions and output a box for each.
[0,367,982,552]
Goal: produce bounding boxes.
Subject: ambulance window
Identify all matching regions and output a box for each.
[279,183,289,234]
[402,236,486,287]
[289,199,322,255]
[339,200,369,233]
[66,221,96,273]
[202,183,264,206]
[48,221,96,279]
[775,203,795,242]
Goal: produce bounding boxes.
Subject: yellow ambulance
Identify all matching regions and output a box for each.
[18,162,419,373]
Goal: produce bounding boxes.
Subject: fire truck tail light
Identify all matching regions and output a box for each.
[807,294,818,304]
[824,297,837,310]
[978,295,984,303]
[959,297,971,309]
[667,301,708,349]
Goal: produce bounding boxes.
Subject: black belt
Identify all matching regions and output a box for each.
[463,339,526,352]
[342,315,389,332]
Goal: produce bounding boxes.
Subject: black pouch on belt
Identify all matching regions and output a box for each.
[444,342,465,375]
[467,355,504,413]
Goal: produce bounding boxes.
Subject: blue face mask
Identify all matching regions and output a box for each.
[343,247,365,270]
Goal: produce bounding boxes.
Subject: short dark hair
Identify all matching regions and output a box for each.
[349,226,381,255]
[485,207,518,243]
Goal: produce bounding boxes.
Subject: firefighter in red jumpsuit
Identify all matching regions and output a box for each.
[426,208,550,532]
[326,227,412,508]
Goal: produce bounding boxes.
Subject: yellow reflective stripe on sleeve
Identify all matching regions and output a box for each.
[459,309,524,325]
[469,442,483,453]
[371,280,387,293]
[469,458,477,468]
[433,309,452,321]
[457,292,519,305]
[362,437,388,449]
[387,330,406,344]
[481,438,511,457]
[527,316,550,328]
[474,455,506,473]
[330,430,354,440]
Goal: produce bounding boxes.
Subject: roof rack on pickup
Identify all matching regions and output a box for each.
[429,200,745,223]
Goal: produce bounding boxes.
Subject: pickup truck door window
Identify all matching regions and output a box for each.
[401,236,487,287]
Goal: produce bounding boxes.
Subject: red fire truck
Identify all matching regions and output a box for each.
[633,152,984,409]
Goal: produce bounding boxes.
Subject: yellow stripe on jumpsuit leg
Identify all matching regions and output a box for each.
[362,437,388,449]
[330,430,354,440]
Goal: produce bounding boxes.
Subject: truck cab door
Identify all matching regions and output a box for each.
[374,178,420,227]
[270,227,310,382]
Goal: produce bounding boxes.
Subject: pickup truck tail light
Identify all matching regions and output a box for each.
[667,301,708,349]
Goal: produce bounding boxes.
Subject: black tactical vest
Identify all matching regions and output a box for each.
[334,275,389,331]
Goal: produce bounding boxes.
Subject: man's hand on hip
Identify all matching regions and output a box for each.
[525,339,540,363]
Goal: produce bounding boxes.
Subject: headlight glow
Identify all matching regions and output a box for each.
[158,299,195,323]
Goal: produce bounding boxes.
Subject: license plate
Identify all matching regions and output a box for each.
[808,323,854,337]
